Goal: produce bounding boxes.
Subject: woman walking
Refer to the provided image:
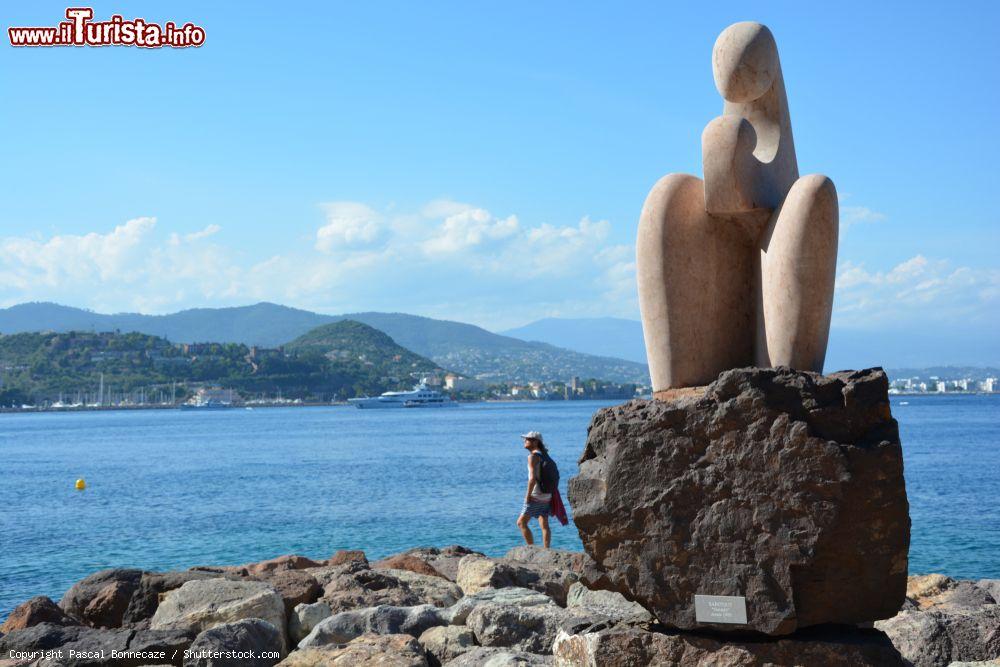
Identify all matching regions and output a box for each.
[516,431,567,548]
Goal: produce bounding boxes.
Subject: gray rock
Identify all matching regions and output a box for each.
[502,547,609,590]
[124,570,223,628]
[553,625,905,666]
[418,625,476,665]
[0,622,195,666]
[184,618,283,666]
[876,606,1000,667]
[318,568,425,613]
[564,582,653,625]
[59,568,145,628]
[466,601,586,655]
[288,601,331,645]
[569,367,910,635]
[445,587,553,625]
[380,569,464,608]
[456,555,579,606]
[279,633,429,666]
[151,579,287,653]
[976,579,1000,603]
[444,646,553,666]
[298,604,446,648]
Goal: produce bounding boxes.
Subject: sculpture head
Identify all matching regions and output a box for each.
[712,22,778,103]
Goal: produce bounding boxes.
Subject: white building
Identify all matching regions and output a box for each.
[445,375,486,392]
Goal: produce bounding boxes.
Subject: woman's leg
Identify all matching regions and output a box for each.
[538,515,551,548]
[517,513,534,545]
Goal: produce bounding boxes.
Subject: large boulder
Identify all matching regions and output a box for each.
[444,646,553,665]
[298,604,446,648]
[418,625,476,665]
[184,618,283,666]
[0,622,193,666]
[569,367,910,635]
[150,579,287,652]
[552,625,905,666]
[1,596,80,633]
[445,587,553,626]
[288,601,332,645]
[456,555,579,606]
[278,633,427,666]
[59,568,145,628]
[875,575,1000,667]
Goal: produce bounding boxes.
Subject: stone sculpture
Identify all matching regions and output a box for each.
[638,22,838,391]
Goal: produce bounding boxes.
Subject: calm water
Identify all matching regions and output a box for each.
[1,395,997,617]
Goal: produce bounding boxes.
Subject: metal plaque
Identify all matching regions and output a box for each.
[694,594,748,624]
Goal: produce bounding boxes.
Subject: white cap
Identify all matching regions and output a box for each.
[520,431,543,443]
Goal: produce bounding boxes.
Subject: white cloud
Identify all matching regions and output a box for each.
[840,205,886,230]
[0,200,638,328]
[834,254,1000,326]
[315,202,381,251]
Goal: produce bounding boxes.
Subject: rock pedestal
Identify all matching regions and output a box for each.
[569,366,910,635]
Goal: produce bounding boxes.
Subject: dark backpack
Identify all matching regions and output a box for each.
[535,452,560,494]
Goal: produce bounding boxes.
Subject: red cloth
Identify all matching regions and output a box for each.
[550,488,569,526]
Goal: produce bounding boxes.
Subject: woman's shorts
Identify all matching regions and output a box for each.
[520,500,551,519]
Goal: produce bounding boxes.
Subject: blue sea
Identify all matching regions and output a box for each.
[1,395,998,618]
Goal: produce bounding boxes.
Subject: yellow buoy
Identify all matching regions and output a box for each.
[75,478,86,490]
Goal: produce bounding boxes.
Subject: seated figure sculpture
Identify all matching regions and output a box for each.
[638,22,838,392]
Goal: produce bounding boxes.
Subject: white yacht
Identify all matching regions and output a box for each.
[349,383,457,409]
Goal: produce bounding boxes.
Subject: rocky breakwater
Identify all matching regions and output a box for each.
[1,547,997,665]
[566,366,917,663]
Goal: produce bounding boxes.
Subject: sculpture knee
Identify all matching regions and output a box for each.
[756,174,838,371]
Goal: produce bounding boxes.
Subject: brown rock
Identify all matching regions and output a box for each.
[569,367,910,635]
[394,546,482,583]
[277,632,427,666]
[374,554,444,579]
[326,550,369,568]
[59,569,145,628]
[553,625,905,666]
[243,554,323,577]
[1,596,79,633]
[261,570,322,616]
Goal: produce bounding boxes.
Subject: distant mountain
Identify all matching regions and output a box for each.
[326,313,648,384]
[501,317,647,364]
[285,320,440,377]
[0,303,649,385]
[0,302,332,347]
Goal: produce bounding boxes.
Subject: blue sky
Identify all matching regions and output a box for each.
[1,2,998,361]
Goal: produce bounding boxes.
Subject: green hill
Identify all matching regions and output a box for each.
[284,320,441,378]
[0,322,442,406]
